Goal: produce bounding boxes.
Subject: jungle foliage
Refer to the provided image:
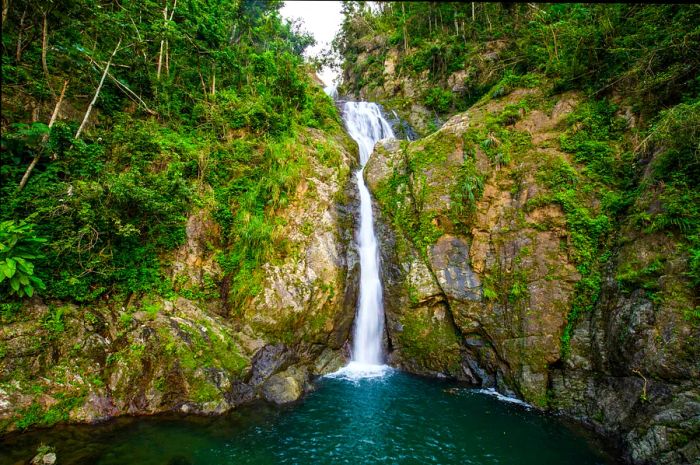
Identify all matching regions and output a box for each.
[336,3,699,117]
[0,0,342,306]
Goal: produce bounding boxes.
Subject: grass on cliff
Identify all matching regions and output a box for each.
[530,100,629,354]
[533,96,700,350]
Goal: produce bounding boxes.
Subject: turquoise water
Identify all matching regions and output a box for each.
[0,370,617,465]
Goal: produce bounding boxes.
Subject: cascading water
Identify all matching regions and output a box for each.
[334,101,395,376]
[324,84,338,99]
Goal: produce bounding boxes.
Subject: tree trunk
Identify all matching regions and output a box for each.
[157,0,176,80]
[551,25,559,60]
[18,80,68,191]
[15,7,26,62]
[165,0,175,77]
[401,3,408,52]
[82,53,156,114]
[75,38,121,140]
[168,0,177,21]
[2,0,9,26]
[198,69,208,99]
[42,12,53,94]
[157,40,164,79]
[157,3,167,79]
[229,23,237,45]
[210,64,216,96]
[165,40,169,76]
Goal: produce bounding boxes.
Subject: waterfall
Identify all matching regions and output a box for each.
[324,84,338,99]
[339,101,395,373]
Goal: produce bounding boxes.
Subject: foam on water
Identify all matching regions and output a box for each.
[475,388,533,408]
[325,362,393,381]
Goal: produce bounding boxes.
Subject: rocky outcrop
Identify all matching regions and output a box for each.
[0,128,359,433]
[365,87,699,464]
[342,36,512,137]
[550,229,700,464]
[243,131,359,349]
[368,88,579,396]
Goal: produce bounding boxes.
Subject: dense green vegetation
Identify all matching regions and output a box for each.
[337,2,699,348]
[0,0,344,308]
[336,3,699,115]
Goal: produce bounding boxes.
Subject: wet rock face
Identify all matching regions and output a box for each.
[366,88,700,464]
[369,89,579,401]
[261,366,312,405]
[31,451,57,465]
[429,235,481,303]
[243,136,360,349]
[550,232,700,465]
[248,344,295,387]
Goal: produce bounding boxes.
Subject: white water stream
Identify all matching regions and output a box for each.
[330,101,395,378]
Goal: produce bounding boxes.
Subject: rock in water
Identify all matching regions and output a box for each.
[262,374,302,405]
[31,452,57,465]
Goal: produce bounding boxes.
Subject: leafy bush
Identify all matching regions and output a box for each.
[423,87,453,114]
[452,156,484,221]
[0,218,46,298]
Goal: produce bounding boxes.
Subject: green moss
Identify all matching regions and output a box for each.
[118,312,133,329]
[14,391,86,430]
[398,308,462,374]
[527,389,552,409]
[423,87,454,113]
[485,72,543,102]
[157,319,248,379]
[450,153,484,227]
[374,160,438,256]
[190,379,220,404]
[41,305,67,336]
[616,258,664,295]
[508,271,530,305]
[483,287,498,301]
[407,281,421,305]
[683,306,700,326]
[175,273,219,302]
[373,134,472,256]
[531,100,628,356]
[0,302,22,323]
[461,110,533,169]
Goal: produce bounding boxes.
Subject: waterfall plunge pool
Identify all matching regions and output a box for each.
[2,101,617,463]
[1,370,618,465]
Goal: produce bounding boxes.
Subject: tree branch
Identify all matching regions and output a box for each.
[18,79,68,191]
[42,12,54,95]
[82,53,157,115]
[75,38,121,140]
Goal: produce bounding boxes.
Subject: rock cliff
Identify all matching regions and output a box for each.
[364,87,699,464]
[0,128,359,433]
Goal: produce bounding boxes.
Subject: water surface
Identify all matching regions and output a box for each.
[1,371,617,465]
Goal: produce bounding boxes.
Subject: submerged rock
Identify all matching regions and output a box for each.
[31,451,56,465]
[261,366,310,405]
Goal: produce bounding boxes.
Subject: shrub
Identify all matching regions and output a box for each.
[0,218,46,298]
